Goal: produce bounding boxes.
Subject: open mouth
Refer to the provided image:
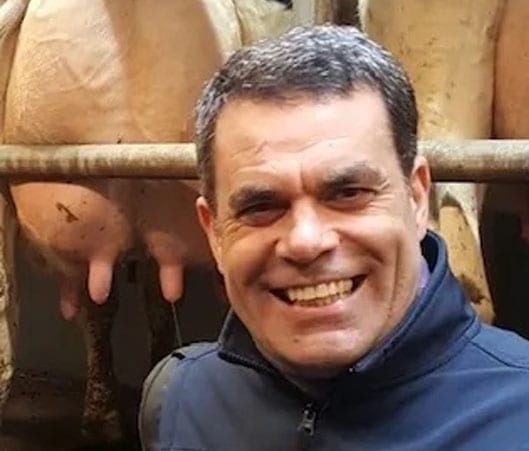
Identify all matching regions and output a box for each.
[271,275,366,308]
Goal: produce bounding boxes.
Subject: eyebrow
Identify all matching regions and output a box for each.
[228,185,283,213]
[227,164,386,211]
[319,163,386,190]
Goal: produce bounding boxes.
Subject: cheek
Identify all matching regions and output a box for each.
[340,213,420,301]
[341,213,410,262]
[220,230,274,289]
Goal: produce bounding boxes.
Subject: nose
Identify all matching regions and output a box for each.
[276,200,339,265]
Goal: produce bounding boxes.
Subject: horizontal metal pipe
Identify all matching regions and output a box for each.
[0,143,198,179]
[0,140,527,182]
[422,140,529,183]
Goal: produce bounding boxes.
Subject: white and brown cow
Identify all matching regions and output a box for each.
[285,0,500,323]
[356,0,529,325]
[291,0,528,327]
[0,0,298,444]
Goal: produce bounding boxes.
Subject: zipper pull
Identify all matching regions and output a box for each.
[296,404,317,450]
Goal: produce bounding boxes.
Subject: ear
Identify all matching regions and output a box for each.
[196,196,224,274]
[408,155,431,240]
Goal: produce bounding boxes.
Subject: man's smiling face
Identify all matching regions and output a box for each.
[197,89,430,378]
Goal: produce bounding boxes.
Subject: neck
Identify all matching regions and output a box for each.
[255,342,343,398]
[285,373,336,399]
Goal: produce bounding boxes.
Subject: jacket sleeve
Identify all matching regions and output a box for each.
[138,354,178,451]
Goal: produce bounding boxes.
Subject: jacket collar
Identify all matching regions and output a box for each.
[218,231,480,387]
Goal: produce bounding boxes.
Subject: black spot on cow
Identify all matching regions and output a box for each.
[268,0,292,9]
[55,202,79,223]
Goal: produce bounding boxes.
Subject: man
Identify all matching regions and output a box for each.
[140,26,529,450]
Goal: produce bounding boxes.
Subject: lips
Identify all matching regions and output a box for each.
[271,275,365,307]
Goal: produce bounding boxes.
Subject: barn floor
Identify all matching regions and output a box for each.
[0,371,141,451]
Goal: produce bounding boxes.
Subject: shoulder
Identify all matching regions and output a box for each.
[138,342,219,451]
[469,323,529,370]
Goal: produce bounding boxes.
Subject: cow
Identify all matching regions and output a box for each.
[0,0,298,445]
[356,0,523,325]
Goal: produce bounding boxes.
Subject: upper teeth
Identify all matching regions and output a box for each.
[286,279,353,302]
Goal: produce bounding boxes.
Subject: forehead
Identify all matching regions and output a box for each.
[212,90,398,191]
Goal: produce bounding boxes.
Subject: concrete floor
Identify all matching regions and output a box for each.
[0,371,141,451]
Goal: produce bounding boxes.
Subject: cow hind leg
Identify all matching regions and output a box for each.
[435,185,495,323]
[0,190,17,426]
[138,259,176,366]
[77,286,122,445]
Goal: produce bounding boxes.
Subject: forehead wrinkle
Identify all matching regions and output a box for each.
[255,135,351,158]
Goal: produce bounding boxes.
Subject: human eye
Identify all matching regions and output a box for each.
[333,185,366,199]
[236,201,287,226]
[325,185,375,208]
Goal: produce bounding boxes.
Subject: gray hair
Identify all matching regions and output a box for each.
[194,25,417,208]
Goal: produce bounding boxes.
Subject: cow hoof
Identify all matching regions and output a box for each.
[81,408,123,446]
